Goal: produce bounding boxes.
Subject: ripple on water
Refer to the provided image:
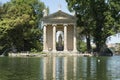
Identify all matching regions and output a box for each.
[0,56,120,80]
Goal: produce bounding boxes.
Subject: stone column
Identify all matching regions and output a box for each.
[64,24,67,52]
[43,24,47,52]
[52,24,56,52]
[73,24,77,52]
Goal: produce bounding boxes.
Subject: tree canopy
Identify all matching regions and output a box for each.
[66,0,120,54]
[0,0,47,54]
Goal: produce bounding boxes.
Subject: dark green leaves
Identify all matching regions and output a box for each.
[0,0,47,53]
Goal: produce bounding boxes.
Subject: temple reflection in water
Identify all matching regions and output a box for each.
[41,56,99,80]
[0,56,120,80]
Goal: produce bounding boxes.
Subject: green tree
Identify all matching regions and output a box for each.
[66,0,120,54]
[0,0,47,53]
[66,0,94,53]
[90,0,119,53]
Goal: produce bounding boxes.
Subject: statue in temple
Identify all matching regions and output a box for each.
[58,34,62,47]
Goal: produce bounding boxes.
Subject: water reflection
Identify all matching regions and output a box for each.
[0,56,120,80]
[41,56,120,80]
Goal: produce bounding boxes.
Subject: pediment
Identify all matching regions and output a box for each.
[41,10,77,23]
[53,16,68,19]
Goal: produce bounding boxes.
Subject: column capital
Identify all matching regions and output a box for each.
[43,24,47,27]
[73,23,76,26]
[63,24,68,26]
[52,24,57,27]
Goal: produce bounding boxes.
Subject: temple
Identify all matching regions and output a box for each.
[41,10,78,53]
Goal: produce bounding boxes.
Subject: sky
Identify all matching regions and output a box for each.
[107,33,120,44]
[0,0,120,44]
[0,0,72,14]
[41,0,72,14]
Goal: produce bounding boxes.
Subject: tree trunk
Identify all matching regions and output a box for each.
[95,39,106,55]
[86,35,91,53]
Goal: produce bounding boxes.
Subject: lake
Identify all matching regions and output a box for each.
[0,56,120,80]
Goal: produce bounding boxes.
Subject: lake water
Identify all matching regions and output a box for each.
[0,56,120,80]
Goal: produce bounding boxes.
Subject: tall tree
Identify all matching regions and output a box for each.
[90,0,120,53]
[66,0,94,53]
[66,0,120,54]
[0,0,47,53]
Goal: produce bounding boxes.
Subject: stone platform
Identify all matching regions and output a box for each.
[9,52,93,57]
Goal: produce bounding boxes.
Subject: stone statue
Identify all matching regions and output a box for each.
[58,34,62,47]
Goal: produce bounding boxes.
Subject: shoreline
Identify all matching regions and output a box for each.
[8,53,93,57]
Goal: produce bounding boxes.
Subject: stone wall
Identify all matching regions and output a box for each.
[46,26,53,51]
[67,25,74,51]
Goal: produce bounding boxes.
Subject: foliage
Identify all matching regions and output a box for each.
[0,0,47,54]
[30,48,38,53]
[66,0,120,53]
[77,40,87,53]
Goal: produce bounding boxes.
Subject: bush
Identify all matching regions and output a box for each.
[30,48,37,53]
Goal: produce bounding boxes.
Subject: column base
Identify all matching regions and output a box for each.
[64,49,68,51]
[72,50,78,53]
[43,50,48,53]
[63,50,69,53]
[52,50,56,53]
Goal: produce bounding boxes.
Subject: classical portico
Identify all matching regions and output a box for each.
[42,10,77,53]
